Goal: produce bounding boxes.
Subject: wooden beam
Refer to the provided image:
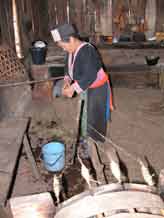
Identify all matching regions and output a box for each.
[0,118,29,205]
[23,134,40,180]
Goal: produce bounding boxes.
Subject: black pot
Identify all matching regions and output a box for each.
[145,56,160,66]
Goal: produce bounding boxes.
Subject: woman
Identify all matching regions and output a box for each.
[51,23,113,143]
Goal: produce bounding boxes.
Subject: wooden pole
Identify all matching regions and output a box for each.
[12,0,23,59]
[0,76,64,88]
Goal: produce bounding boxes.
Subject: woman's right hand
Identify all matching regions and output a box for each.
[63,80,70,89]
[62,81,71,96]
[62,84,74,98]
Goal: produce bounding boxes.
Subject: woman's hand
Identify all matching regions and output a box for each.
[62,80,70,96]
[63,80,70,89]
[62,84,74,98]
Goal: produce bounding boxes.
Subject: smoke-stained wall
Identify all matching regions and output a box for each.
[0,0,164,51]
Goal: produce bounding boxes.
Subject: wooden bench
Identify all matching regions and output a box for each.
[0,118,40,206]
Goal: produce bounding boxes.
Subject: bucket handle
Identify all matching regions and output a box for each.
[44,154,63,167]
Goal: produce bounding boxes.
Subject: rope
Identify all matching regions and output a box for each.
[53,105,141,164]
[87,124,140,163]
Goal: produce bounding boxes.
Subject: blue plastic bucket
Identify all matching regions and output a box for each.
[42,142,65,172]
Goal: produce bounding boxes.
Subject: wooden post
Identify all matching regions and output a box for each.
[12,0,23,59]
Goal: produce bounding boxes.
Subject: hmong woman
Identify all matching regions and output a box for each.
[51,23,113,147]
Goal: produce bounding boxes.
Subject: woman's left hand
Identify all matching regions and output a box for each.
[62,84,74,98]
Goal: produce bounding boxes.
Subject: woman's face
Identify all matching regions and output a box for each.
[57,37,76,53]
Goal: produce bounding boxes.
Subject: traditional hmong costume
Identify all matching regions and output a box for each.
[51,24,113,142]
[65,42,113,142]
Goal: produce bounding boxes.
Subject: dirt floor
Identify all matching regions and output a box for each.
[2,45,164,213]
[1,44,164,217]
[11,96,87,200]
[8,84,164,204]
[110,87,164,182]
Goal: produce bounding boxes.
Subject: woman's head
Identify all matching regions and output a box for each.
[51,24,80,53]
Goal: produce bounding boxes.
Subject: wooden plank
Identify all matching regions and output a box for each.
[100,0,112,36]
[10,192,56,218]
[0,118,29,205]
[47,0,57,28]
[55,190,164,218]
[159,65,164,90]
[55,0,68,25]
[33,63,65,68]
[0,205,9,218]
[0,0,15,48]
[145,0,157,39]
[109,213,163,218]
[46,55,65,62]
[87,137,107,185]
[23,134,40,180]
[156,0,164,32]
[69,0,84,32]
[48,0,68,28]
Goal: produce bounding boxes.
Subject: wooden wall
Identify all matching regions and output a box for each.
[16,0,49,41]
[0,0,15,49]
[156,0,164,32]
[48,0,68,29]
[0,0,164,55]
[112,0,146,24]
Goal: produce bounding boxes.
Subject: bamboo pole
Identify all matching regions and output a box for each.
[67,0,70,23]
[0,76,64,88]
[12,0,23,59]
